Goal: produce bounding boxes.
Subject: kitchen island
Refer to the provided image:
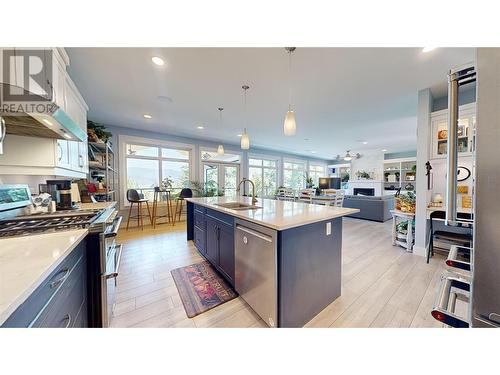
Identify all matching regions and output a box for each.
[185,196,359,327]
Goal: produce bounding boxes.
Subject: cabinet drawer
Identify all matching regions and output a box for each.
[194,212,205,229]
[32,254,86,328]
[194,226,206,253]
[206,209,234,227]
[2,240,85,328]
[194,205,206,214]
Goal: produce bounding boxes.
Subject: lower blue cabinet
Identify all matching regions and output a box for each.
[2,239,88,328]
[217,221,235,284]
[193,205,235,286]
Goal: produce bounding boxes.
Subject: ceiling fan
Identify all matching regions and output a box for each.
[336,150,361,161]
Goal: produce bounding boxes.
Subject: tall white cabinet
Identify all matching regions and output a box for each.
[0,48,89,178]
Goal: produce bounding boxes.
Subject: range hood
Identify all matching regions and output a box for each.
[0,83,87,143]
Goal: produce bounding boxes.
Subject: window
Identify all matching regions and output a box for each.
[283,161,306,191]
[248,157,278,197]
[308,164,326,187]
[125,143,191,201]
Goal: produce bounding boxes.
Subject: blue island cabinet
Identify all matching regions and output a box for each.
[2,239,88,328]
[186,201,343,327]
[187,203,235,286]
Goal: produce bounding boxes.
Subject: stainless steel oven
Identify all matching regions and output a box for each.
[99,214,123,327]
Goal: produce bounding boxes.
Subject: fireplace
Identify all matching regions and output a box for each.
[353,188,375,196]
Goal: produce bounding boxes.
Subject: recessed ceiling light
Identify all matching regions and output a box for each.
[42,119,53,126]
[362,141,368,145]
[310,150,317,154]
[381,149,388,152]
[151,56,165,66]
[143,114,152,119]
[237,134,242,137]
[197,125,204,130]
[422,47,437,53]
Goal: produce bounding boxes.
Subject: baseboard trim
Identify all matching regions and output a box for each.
[412,245,427,257]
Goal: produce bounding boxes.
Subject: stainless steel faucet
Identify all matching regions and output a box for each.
[236,178,258,205]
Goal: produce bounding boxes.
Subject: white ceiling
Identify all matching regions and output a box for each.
[66,47,474,160]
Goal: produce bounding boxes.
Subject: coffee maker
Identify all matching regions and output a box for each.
[46,180,77,210]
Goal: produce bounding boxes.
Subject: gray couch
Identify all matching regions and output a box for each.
[343,194,395,222]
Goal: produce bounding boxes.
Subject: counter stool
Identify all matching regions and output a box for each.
[126,189,153,230]
[173,188,193,226]
[152,187,173,228]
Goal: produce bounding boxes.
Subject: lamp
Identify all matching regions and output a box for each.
[240,128,250,150]
[217,107,225,155]
[283,47,297,136]
[241,85,250,150]
[344,150,353,161]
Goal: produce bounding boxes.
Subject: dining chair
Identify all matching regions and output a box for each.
[298,188,315,204]
[333,190,345,207]
[427,210,473,263]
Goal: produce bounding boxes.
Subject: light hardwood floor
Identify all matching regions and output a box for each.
[111,217,445,328]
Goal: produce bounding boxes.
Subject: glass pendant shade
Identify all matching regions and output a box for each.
[240,129,250,150]
[344,151,353,161]
[283,110,297,136]
[217,144,225,155]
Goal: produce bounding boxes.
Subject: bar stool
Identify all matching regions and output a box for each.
[152,187,173,228]
[126,189,153,230]
[173,188,193,226]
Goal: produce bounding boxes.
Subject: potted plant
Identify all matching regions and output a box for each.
[355,170,371,180]
[306,176,314,188]
[87,120,112,144]
[161,177,174,191]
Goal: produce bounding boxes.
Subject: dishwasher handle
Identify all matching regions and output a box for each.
[236,225,273,243]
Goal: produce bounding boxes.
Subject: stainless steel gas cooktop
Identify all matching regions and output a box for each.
[0,210,104,238]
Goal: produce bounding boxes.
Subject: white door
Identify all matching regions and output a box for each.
[203,163,240,198]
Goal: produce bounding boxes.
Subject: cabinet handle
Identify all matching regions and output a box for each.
[63,313,72,328]
[57,143,63,162]
[50,268,70,289]
[78,154,84,167]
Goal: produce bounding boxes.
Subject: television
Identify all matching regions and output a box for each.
[318,177,341,190]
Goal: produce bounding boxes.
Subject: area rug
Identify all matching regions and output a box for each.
[171,261,238,318]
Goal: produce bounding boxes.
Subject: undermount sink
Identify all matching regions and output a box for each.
[215,202,261,210]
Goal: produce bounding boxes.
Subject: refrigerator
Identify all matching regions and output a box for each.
[434,49,500,328]
[471,49,500,327]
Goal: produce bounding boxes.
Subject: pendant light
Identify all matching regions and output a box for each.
[240,85,250,150]
[283,47,297,136]
[217,107,225,155]
[344,150,353,161]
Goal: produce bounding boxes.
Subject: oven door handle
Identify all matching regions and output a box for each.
[104,244,123,280]
[103,215,123,238]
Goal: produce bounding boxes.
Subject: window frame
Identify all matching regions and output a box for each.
[308,163,327,186]
[119,135,195,208]
[282,157,307,191]
[248,153,280,198]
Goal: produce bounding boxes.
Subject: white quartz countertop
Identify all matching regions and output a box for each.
[185,196,359,230]
[0,229,88,325]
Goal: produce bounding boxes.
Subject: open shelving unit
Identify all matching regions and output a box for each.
[88,141,116,202]
[383,158,417,194]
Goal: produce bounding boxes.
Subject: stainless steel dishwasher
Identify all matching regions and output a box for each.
[235,219,278,327]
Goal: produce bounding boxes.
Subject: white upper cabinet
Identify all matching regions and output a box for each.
[430,103,475,160]
[0,48,89,178]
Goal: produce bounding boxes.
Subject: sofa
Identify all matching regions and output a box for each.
[343,194,395,222]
